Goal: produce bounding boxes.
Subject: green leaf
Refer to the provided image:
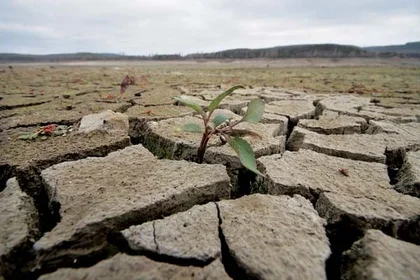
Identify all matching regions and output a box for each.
[182,123,203,133]
[212,114,230,127]
[53,130,66,136]
[18,134,32,140]
[56,125,69,130]
[208,85,245,116]
[230,129,262,139]
[227,137,265,177]
[18,133,39,140]
[242,98,265,123]
[174,96,204,114]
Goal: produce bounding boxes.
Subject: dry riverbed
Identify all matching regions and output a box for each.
[1,59,420,279]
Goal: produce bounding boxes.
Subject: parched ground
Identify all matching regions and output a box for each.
[1,59,420,280]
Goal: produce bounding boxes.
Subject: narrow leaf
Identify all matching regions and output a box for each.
[228,137,265,177]
[242,98,265,123]
[18,133,39,140]
[182,123,203,133]
[18,134,33,140]
[230,129,262,139]
[208,85,245,116]
[212,114,230,127]
[57,125,69,130]
[174,96,204,114]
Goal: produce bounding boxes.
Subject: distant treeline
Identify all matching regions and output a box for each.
[364,41,420,56]
[187,44,370,59]
[1,42,419,63]
[0,52,183,63]
[187,42,420,59]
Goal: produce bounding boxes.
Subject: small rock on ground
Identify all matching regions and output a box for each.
[78,110,129,134]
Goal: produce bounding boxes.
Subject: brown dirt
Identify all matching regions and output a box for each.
[1,58,419,188]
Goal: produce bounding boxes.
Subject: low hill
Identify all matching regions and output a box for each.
[363,42,420,56]
[186,44,371,59]
[1,42,419,63]
[0,52,182,63]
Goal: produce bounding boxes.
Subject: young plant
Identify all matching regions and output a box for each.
[18,124,71,141]
[174,85,265,176]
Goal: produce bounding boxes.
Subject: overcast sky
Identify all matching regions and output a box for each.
[1,0,419,55]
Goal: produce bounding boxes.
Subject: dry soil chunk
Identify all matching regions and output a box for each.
[258,113,289,135]
[287,126,420,163]
[199,86,307,103]
[77,110,129,134]
[298,111,367,134]
[341,230,420,280]
[395,151,420,197]
[258,150,420,242]
[287,127,385,162]
[317,96,419,122]
[125,104,193,121]
[122,202,220,263]
[0,100,130,130]
[0,127,131,191]
[178,94,250,114]
[259,90,307,103]
[362,104,420,119]
[217,194,330,280]
[258,150,392,200]
[316,96,371,115]
[0,178,39,277]
[141,113,285,167]
[0,96,52,110]
[38,254,230,280]
[243,99,315,122]
[365,121,420,137]
[316,191,420,236]
[195,87,256,100]
[34,145,230,267]
[174,95,209,107]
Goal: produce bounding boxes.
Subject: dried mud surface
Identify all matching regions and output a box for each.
[1,59,420,280]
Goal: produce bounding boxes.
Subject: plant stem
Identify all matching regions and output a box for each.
[197,130,212,163]
[197,132,207,163]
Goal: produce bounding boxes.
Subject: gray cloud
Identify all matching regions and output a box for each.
[0,0,419,54]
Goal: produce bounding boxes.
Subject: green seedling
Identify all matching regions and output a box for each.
[18,124,72,141]
[174,85,265,176]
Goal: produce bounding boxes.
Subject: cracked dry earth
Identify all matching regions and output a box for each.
[1,72,420,280]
